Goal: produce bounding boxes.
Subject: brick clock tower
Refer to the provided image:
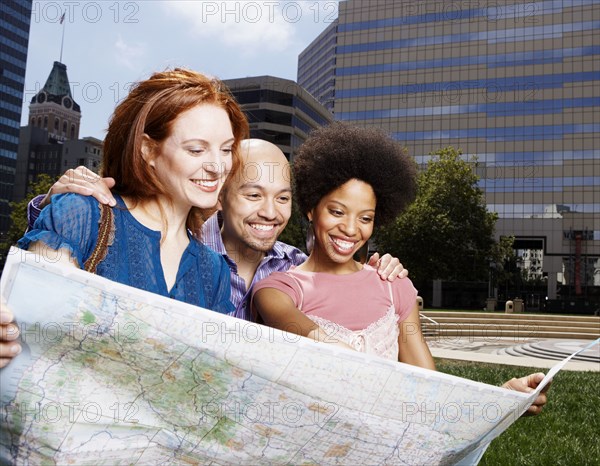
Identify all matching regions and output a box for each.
[13,61,101,203]
[28,61,81,143]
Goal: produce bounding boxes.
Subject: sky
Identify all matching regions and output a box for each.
[22,0,340,140]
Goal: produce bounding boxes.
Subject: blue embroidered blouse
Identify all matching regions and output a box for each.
[18,193,234,314]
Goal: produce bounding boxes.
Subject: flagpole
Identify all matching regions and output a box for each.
[59,12,66,62]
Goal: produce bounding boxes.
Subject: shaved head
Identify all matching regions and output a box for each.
[238,139,290,181]
[220,139,293,257]
[241,139,288,165]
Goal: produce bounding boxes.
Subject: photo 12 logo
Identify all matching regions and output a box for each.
[31,1,140,24]
[197,1,338,24]
[7,401,140,424]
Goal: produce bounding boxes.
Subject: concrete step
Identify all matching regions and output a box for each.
[527,341,600,362]
[422,317,599,329]
[498,346,566,360]
[501,347,528,358]
[420,323,599,334]
[516,344,598,362]
[425,329,597,339]
[420,311,600,339]
[496,342,599,363]
[422,311,600,323]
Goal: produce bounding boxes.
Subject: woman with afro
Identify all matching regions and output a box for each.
[252,122,551,417]
[252,122,435,367]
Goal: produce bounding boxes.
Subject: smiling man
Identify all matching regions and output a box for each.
[201,139,305,320]
[203,139,403,320]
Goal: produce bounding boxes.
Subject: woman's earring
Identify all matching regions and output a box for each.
[305,221,314,254]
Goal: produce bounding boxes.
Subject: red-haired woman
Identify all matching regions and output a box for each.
[17,68,248,313]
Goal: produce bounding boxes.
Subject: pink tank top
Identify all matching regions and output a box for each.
[290,275,399,361]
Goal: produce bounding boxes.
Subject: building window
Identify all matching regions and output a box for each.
[31,118,35,126]
[62,121,67,135]
[71,124,75,139]
[54,119,59,131]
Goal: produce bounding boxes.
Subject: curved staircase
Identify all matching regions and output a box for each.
[420,311,600,364]
[420,311,600,340]
[495,340,599,363]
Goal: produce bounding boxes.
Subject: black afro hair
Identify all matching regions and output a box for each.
[293,122,417,227]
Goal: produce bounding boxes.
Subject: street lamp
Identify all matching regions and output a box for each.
[488,261,496,298]
[487,261,498,311]
[516,256,524,299]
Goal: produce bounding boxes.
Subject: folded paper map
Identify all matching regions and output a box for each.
[1,247,589,465]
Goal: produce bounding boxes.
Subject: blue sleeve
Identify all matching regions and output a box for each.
[17,193,101,268]
[194,243,234,315]
[210,256,235,315]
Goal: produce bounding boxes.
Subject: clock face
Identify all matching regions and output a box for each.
[37,92,46,103]
[63,97,72,109]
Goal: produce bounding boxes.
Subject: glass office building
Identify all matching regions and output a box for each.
[298,0,600,309]
[0,0,32,234]
[298,22,337,115]
[224,76,332,159]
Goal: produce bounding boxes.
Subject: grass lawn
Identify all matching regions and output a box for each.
[435,359,600,465]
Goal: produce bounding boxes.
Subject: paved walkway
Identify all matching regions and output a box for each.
[427,336,600,372]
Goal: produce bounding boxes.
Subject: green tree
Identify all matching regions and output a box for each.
[374,147,500,289]
[277,161,309,254]
[0,174,56,269]
[278,202,308,253]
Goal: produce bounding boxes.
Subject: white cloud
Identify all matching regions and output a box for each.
[22,1,340,137]
[114,35,147,70]
[164,1,308,54]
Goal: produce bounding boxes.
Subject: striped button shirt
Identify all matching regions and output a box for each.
[200,213,307,321]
